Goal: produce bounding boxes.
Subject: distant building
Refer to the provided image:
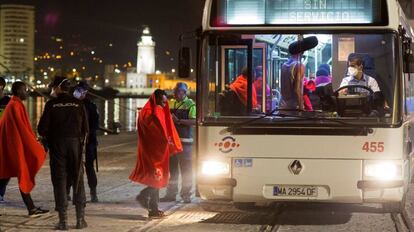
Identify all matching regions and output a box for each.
[104,64,126,87]
[127,26,155,88]
[0,4,35,81]
[147,73,196,92]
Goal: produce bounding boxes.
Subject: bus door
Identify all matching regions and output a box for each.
[218,39,267,113]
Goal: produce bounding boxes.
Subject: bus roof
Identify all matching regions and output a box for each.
[202,0,403,32]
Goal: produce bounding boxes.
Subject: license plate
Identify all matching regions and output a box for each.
[273,185,318,197]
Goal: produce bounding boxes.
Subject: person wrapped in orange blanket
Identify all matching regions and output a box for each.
[0,81,49,216]
[129,89,182,218]
[230,67,258,109]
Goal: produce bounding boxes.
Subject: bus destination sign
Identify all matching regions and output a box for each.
[219,0,382,25]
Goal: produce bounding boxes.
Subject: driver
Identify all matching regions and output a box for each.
[339,57,380,94]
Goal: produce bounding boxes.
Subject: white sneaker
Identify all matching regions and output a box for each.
[0,196,5,203]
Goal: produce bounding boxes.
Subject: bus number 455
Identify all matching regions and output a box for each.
[362,142,384,152]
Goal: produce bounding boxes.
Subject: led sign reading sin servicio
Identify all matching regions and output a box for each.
[266,0,373,24]
[222,0,379,25]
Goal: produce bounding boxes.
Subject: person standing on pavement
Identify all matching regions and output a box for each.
[38,77,89,230]
[0,76,11,203]
[72,81,100,203]
[161,83,196,203]
[129,89,182,218]
[0,81,49,216]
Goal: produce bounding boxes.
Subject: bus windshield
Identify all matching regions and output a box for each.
[200,33,398,126]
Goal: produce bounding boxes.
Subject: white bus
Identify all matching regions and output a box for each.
[179,0,414,210]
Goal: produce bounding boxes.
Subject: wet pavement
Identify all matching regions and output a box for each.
[0,132,413,231]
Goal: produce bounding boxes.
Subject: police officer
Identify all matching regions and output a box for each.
[73,81,99,202]
[161,82,196,203]
[38,77,88,230]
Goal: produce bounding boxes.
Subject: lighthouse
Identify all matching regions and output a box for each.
[127,26,155,88]
[137,27,155,74]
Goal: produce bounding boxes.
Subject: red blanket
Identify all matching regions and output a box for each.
[129,93,182,189]
[230,75,258,108]
[0,96,46,194]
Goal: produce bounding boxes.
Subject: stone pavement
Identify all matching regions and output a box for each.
[0,132,179,231]
[1,132,414,231]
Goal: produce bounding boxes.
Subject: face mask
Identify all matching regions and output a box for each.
[73,89,85,99]
[348,67,359,76]
[50,88,57,98]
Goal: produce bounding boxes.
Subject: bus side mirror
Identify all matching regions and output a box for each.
[178,47,191,78]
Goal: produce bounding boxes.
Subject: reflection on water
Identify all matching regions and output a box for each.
[27,97,148,132]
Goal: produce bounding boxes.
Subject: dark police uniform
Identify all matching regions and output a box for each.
[38,93,88,226]
[83,98,99,199]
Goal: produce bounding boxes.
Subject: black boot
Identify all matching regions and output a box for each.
[56,210,68,230]
[75,205,88,229]
[90,188,98,203]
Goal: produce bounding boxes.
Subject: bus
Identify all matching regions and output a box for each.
[179,0,414,210]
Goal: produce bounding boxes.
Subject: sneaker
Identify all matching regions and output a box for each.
[148,210,166,219]
[0,196,5,203]
[29,207,49,217]
[160,195,176,202]
[136,194,148,209]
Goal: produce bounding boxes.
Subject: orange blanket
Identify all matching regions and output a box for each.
[0,96,46,194]
[129,93,182,189]
[230,75,258,108]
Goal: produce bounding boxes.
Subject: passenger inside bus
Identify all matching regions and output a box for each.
[253,66,271,112]
[230,67,258,109]
[219,67,258,116]
[315,64,332,86]
[280,36,318,111]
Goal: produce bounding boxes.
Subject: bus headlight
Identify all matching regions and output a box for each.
[201,160,230,176]
[364,162,402,181]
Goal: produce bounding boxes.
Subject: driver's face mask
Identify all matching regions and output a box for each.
[348,66,359,77]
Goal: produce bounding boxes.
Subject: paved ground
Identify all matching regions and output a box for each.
[1,132,414,231]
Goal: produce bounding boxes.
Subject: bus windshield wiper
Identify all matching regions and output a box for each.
[227,109,362,132]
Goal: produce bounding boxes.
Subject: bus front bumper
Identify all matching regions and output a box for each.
[198,177,237,201]
[357,180,404,190]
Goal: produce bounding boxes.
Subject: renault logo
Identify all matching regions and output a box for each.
[289,160,303,175]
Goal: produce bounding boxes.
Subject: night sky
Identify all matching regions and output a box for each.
[1,0,205,72]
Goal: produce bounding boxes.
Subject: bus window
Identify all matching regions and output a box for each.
[202,33,397,124]
[217,44,266,115]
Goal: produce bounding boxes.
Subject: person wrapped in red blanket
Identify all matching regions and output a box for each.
[230,67,258,109]
[0,81,48,216]
[130,89,182,218]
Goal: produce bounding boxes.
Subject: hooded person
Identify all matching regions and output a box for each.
[230,67,258,109]
[315,64,332,86]
[129,89,182,218]
[0,81,49,216]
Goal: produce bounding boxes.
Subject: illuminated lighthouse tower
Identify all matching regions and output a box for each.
[137,27,155,74]
[127,26,155,88]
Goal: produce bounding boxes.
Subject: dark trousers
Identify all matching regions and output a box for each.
[166,143,193,198]
[85,142,97,189]
[140,186,159,212]
[0,178,35,211]
[49,138,86,212]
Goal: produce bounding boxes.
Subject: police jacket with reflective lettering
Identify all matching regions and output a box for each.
[38,93,89,140]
